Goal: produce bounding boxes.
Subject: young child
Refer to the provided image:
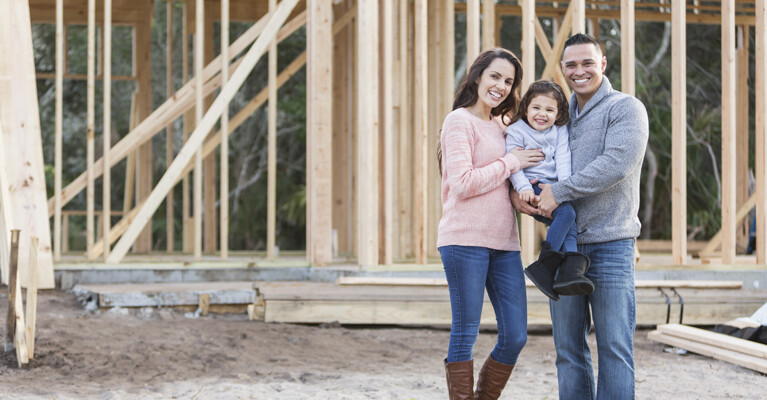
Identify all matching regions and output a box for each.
[505,80,594,301]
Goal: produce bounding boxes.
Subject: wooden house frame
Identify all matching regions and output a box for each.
[0,0,764,283]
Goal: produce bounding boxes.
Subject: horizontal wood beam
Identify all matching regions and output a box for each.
[35,73,136,81]
[454,3,758,25]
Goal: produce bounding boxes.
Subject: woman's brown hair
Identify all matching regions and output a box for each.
[437,48,524,174]
[510,80,570,127]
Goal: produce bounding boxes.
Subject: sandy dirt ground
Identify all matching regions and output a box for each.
[0,290,764,399]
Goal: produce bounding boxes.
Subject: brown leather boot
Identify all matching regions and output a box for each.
[444,358,474,400]
[474,355,515,400]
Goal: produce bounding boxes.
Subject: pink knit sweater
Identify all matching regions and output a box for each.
[437,108,522,251]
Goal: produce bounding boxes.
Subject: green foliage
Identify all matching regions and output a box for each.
[33,3,308,252]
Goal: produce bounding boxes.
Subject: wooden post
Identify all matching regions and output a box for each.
[221,0,230,259]
[444,0,455,102]
[124,92,137,216]
[521,0,535,88]
[54,0,63,262]
[481,0,494,50]
[26,236,39,358]
[358,0,380,267]
[413,0,428,264]
[621,0,635,96]
[107,0,301,263]
[62,213,69,254]
[135,7,154,253]
[182,1,192,253]
[87,0,95,259]
[397,0,414,258]
[307,0,334,266]
[194,0,203,260]
[5,230,19,347]
[756,0,766,264]
[103,0,112,260]
[571,0,585,35]
[398,0,412,261]
[5,230,28,366]
[167,0,175,253]
[332,1,353,257]
[427,0,443,260]
[382,0,394,265]
[267,0,277,260]
[203,6,217,255]
[736,26,751,249]
[671,0,687,265]
[721,0,737,264]
[520,0,536,265]
[467,0,480,63]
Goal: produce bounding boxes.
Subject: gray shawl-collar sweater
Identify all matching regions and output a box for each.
[550,76,649,244]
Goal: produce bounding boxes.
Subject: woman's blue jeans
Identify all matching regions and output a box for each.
[549,239,637,400]
[439,245,527,365]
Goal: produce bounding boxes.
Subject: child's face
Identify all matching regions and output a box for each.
[526,94,558,131]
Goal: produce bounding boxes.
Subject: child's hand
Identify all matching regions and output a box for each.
[519,190,535,203]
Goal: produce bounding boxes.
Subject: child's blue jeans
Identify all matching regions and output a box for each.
[531,182,578,253]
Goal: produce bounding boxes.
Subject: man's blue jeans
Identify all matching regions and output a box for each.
[439,245,527,365]
[550,239,636,400]
[532,182,578,253]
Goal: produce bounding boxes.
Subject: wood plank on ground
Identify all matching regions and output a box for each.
[336,276,743,289]
[657,323,767,359]
[648,330,767,374]
[253,282,767,326]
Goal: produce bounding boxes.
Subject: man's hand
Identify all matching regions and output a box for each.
[510,188,539,216]
[538,183,559,218]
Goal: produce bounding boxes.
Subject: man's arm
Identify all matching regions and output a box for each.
[550,97,648,204]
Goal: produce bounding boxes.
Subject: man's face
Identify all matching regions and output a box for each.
[561,43,606,99]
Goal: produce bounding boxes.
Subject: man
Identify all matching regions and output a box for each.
[512,33,649,399]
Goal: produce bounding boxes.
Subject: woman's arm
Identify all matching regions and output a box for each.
[443,120,520,199]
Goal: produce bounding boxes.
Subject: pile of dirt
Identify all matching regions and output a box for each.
[0,290,763,399]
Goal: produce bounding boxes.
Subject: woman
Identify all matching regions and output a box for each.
[438,48,543,400]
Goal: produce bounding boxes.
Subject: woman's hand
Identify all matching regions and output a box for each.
[508,147,544,169]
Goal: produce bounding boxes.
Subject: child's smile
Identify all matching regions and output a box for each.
[526,95,559,131]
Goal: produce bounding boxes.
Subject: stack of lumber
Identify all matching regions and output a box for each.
[252,279,767,327]
[648,323,767,374]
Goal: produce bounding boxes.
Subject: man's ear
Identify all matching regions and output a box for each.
[601,56,607,72]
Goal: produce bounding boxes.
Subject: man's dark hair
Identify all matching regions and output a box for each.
[562,33,603,59]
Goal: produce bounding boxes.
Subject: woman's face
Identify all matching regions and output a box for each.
[475,58,516,112]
